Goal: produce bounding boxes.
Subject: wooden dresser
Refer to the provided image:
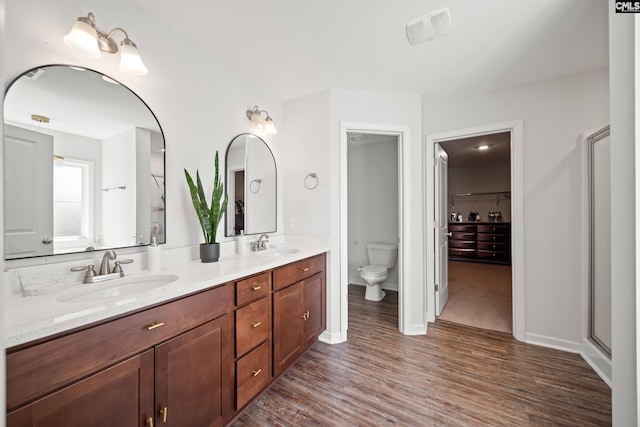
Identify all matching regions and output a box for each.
[448,222,511,265]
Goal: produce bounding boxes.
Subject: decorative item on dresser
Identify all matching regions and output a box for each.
[448,222,511,265]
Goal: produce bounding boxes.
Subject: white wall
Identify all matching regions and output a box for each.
[448,163,512,222]
[347,139,399,288]
[1,0,6,422]
[283,88,423,340]
[609,11,637,426]
[3,0,283,265]
[424,68,609,348]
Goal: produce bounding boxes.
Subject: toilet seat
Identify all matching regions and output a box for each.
[361,265,387,276]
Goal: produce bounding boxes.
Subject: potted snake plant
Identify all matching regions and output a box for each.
[184,151,229,262]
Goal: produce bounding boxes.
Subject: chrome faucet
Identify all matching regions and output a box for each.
[99,250,117,275]
[250,234,269,252]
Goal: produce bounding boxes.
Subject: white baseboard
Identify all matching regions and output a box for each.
[525,332,612,387]
[524,332,583,354]
[349,280,398,292]
[580,339,612,388]
[402,323,427,336]
[319,330,346,344]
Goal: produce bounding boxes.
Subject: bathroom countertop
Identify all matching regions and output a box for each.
[4,239,328,348]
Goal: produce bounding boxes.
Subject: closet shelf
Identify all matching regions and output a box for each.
[448,191,511,198]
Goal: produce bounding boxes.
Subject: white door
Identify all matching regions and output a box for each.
[4,125,54,258]
[434,144,449,315]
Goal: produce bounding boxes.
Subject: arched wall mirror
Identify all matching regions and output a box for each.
[4,65,165,260]
[225,133,276,236]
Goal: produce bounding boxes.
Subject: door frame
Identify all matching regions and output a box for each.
[425,120,525,341]
[340,122,408,337]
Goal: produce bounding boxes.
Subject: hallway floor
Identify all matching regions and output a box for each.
[439,260,512,334]
[231,285,610,426]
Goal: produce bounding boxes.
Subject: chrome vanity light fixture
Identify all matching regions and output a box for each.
[64,12,148,76]
[246,106,278,135]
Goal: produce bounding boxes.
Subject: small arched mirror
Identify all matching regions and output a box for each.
[4,65,165,259]
[225,133,276,236]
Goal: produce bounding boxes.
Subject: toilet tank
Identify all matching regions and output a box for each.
[366,242,398,268]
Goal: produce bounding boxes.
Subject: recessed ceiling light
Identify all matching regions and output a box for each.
[477,145,489,151]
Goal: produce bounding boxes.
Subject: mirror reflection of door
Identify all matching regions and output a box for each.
[4,125,53,257]
[588,126,611,357]
[234,170,245,234]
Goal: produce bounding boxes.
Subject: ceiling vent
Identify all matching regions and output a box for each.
[406,8,451,46]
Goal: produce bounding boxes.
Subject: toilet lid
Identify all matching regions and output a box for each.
[362,265,387,276]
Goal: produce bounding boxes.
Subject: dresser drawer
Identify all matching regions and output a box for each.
[477,250,510,261]
[449,248,476,258]
[448,223,476,233]
[477,242,509,252]
[477,224,510,234]
[449,240,475,249]
[451,232,475,240]
[236,272,271,307]
[236,341,270,409]
[235,297,269,357]
[273,253,325,291]
[477,233,510,243]
[7,284,231,410]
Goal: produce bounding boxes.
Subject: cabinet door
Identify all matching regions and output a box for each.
[7,350,154,427]
[273,282,304,377]
[303,273,324,347]
[155,315,232,427]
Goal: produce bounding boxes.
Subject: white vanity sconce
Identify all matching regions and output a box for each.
[64,12,148,76]
[246,106,278,135]
[304,173,319,190]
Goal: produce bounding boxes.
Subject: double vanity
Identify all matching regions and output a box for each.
[5,245,327,426]
[2,63,316,426]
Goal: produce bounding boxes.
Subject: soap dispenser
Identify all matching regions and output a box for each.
[237,231,248,254]
[148,236,161,271]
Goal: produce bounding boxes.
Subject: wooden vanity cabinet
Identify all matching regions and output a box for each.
[6,284,234,427]
[273,254,326,377]
[6,252,328,427]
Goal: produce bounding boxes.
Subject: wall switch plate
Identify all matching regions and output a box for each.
[286,218,294,231]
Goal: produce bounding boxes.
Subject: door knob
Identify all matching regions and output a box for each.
[446,232,453,237]
[42,237,53,244]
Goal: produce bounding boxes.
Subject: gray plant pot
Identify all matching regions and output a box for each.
[200,243,220,263]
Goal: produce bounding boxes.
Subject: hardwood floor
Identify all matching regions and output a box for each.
[231,285,611,426]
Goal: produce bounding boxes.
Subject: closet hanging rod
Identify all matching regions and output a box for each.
[448,191,511,198]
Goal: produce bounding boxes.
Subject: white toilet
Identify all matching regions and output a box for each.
[359,242,398,301]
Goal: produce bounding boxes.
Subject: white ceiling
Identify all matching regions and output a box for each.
[440,132,510,168]
[133,0,609,101]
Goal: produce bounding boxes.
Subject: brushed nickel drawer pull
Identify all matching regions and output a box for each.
[251,321,262,328]
[252,368,262,377]
[252,285,262,291]
[301,267,310,272]
[146,322,165,331]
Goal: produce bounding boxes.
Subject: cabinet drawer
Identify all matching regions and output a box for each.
[449,248,476,258]
[448,223,476,232]
[477,224,510,233]
[6,284,231,410]
[477,242,509,251]
[236,272,270,307]
[235,297,269,357]
[477,233,510,243]
[273,253,325,291]
[449,240,475,249]
[451,232,475,240]
[236,341,270,409]
[477,250,510,261]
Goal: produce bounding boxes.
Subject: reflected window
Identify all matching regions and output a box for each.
[53,159,93,249]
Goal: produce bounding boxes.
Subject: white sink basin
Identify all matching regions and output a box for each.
[256,247,300,257]
[58,274,179,303]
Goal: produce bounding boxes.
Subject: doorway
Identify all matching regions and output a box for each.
[425,120,525,341]
[437,132,513,334]
[346,132,399,305]
[339,122,408,338]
